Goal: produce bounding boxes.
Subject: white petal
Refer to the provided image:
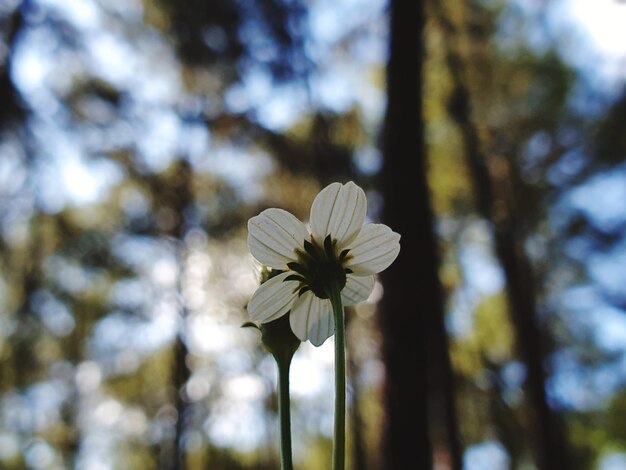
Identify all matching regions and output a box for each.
[341,275,375,306]
[289,291,334,347]
[247,208,308,269]
[344,224,400,275]
[248,272,300,323]
[309,181,367,247]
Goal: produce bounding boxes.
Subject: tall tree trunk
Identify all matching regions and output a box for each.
[166,160,194,470]
[433,2,572,468]
[346,311,368,470]
[428,309,464,470]
[379,0,461,468]
[0,1,26,127]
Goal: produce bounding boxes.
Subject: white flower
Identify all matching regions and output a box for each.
[247,181,400,346]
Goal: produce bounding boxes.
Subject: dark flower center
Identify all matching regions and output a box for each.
[285,235,351,299]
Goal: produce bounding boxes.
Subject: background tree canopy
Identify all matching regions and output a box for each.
[1,0,626,469]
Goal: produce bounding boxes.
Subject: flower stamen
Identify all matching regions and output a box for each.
[285,235,349,300]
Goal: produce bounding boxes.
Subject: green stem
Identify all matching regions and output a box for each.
[277,355,294,470]
[328,285,346,470]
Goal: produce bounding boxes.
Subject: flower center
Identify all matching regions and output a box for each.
[286,235,351,299]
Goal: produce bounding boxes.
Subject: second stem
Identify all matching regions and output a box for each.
[328,285,346,470]
[277,356,293,470]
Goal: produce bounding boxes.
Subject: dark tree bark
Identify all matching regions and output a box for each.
[379,0,460,468]
[433,2,572,468]
[0,0,27,126]
[346,311,368,470]
[159,160,194,470]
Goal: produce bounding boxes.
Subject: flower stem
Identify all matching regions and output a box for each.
[328,285,346,470]
[277,355,294,470]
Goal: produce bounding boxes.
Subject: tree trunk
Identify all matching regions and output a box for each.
[379,0,460,468]
[165,160,194,470]
[0,2,26,126]
[433,2,572,468]
[346,311,368,470]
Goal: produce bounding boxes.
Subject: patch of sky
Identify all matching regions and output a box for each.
[78,400,149,466]
[100,0,144,24]
[36,0,179,106]
[497,0,553,55]
[89,308,177,373]
[447,286,478,338]
[560,235,593,266]
[134,108,182,171]
[180,121,210,161]
[460,244,505,296]
[75,94,119,127]
[314,63,371,114]
[15,10,185,207]
[521,130,552,183]
[463,441,510,470]
[255,83,310,130]
[588,242,626,302]
[32,290,76,337]
[37,0,100,31]
[499,361,526,407]
[567,164,626,233]
[592,306,626,353]
[354,146,382,176]
[80,28,179,106]
[289,341,334,398]
[225,67,273,113]
[550,0,626,102]
[205,400,267,451]
[226,0,386,128]
[1,393,31,433]
[109,278,152,311]
[24,381,68,430]
[547,346,623,410]
[35,136,123,211]
[43,257,92,293]
[15,0,389,217]
[111,234,175,272]
[195,145,274,203]
[559,284,626,352]
[305,0,387,118]
[187,314,241,356]
[0,281,13,343]
[75,430,118,470]
[11,25,63,115]
[501,361,526,392]
[0,141,28,198]
[0,432,20,462]
[308,0,385,46]
[500,0,626,111]
[0,0,20,15]
[600,453,626,470]
[546,149,588,187]
[447,219,505,337]
[556,0,626,73]
[239,17,283,65]
[24,439,58,470]
[0,199,33,247]
[547,350,594,410]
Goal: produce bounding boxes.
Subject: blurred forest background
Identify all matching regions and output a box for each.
[1,0,626,469]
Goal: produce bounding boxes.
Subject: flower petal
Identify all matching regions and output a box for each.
[310,181,367,247]
[248,208,308,269]
[247,272,300,323]
[341,274,375,306]
[289,291,334,347]
[344,224,400,275]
